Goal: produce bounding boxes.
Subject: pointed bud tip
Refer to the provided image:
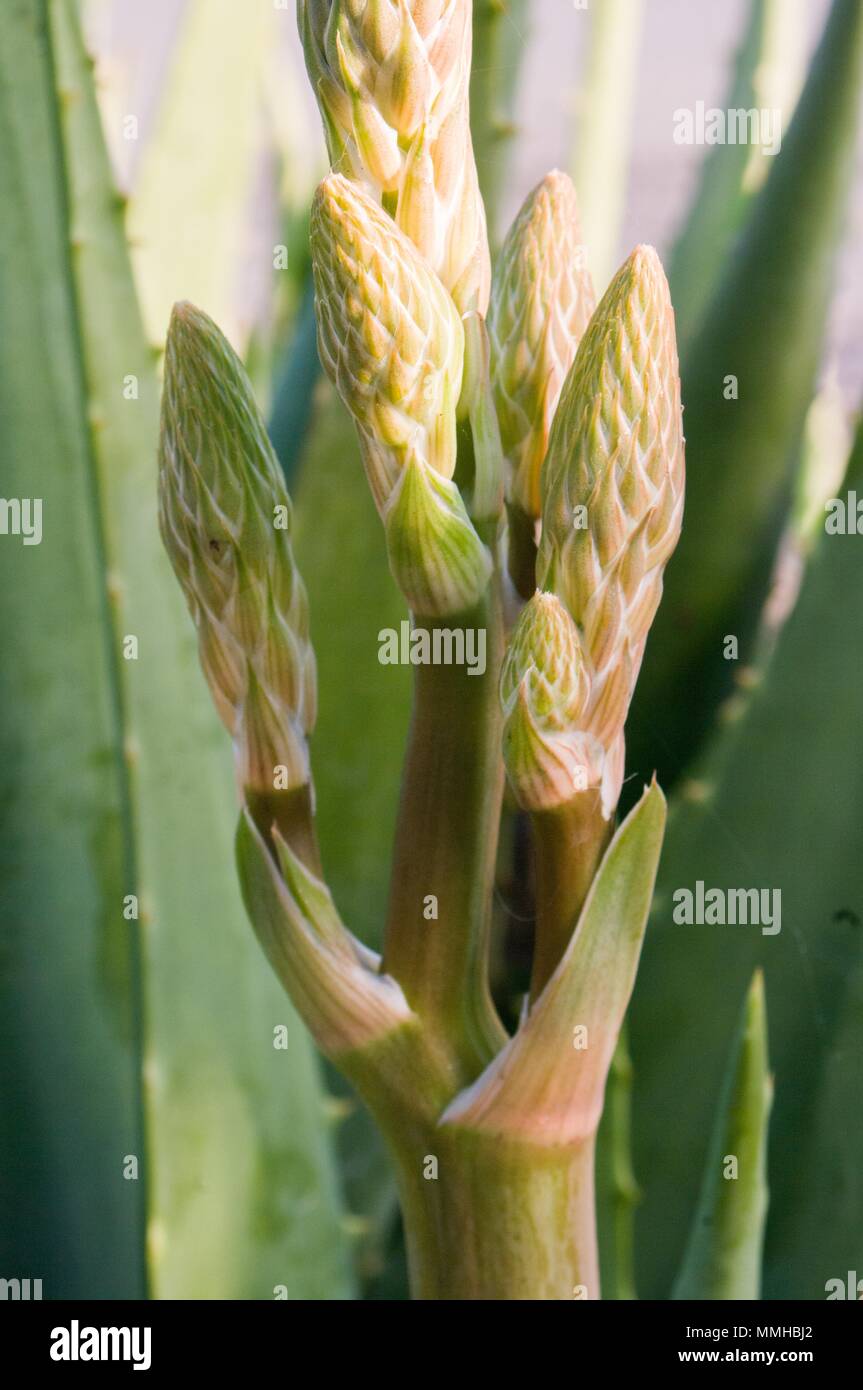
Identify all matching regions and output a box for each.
[312,170,369,225]
[500,589,587,714]
[537,167,578,208]
[164,299,241,383]
[167,298,212,343]
[619,243,668,297]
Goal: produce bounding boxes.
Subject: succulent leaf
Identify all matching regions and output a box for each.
[671,972,772,1300]
[630,0,863,787]
[632,421,863,1301]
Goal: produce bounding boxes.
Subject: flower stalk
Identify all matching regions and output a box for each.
[149,4,789,1306]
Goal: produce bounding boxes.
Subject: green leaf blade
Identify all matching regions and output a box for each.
[672,972,772,1300]
[668,0,807,349]
[0,0,144,1298]
[19,0,354,1300]
[632,422,863,1299]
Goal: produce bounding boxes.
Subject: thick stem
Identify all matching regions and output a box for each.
[529,790,611,1001]
[396,1127,599,1300]
[382,576,508,1078]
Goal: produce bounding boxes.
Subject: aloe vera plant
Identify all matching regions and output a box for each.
[4,0,861,1304]
[149,1,784,1300]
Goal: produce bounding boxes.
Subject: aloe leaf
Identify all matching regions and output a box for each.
[631,419,863,1299]
[595,1027,640,1300]
[630,0,863,788]
[55,0,353,1302]
[672,972,772,1300]
[669,0,807,349]
[3,0,353,1300]
[126,0,273,353]
[789,376,853,553]
[701,382,853,725]
[569,0,644,292]
[0,0,144,1300]
[470,0,529,243]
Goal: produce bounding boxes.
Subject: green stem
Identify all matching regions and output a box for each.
[341,1026,600,1298]
[398,1128,598,1299]
[529,791,611,1001]
[382,573,508,1078]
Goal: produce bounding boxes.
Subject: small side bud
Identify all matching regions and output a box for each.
[500,592,602,810]
[384,454,492,617]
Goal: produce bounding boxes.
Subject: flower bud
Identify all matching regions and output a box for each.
[538,245,685,805]
[158,301,315,793]
[500,592,603,811]
[312,174,491,615]
[384,453,492,616]
[311,173,464,508]
[489,171,596,518]
[299,0,489,312]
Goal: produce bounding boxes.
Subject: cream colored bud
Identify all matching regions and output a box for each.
[299,0,489,311]
[500,592,603,811]
[539,245,685,798]
[489,171,596,518]
[311,173,464,510]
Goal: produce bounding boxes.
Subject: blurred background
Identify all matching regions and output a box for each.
[83,0,863,394]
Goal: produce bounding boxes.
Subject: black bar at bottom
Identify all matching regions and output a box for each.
[1,1297,857,1374]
